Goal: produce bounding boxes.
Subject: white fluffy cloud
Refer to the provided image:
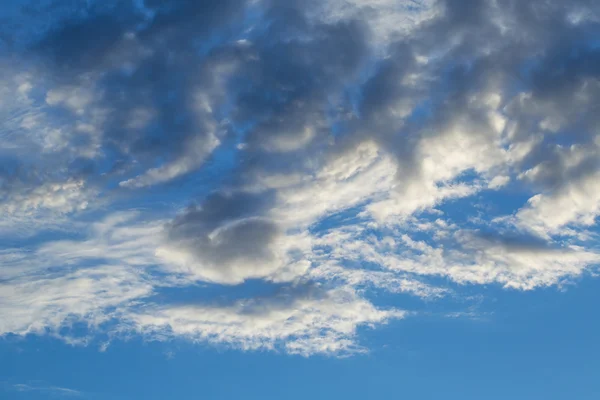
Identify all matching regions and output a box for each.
[155,217,313,284]
[0,179,96,236]
[515,139,600,238]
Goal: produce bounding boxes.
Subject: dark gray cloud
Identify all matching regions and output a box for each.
[17,0,248,190]
[36,0,600,232]
[161,190,287,284]
[168,190,276,236]
[0,0,597,228]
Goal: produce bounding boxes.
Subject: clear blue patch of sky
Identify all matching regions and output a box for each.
[308,204,368,235]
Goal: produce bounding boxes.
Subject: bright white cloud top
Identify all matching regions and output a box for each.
[1,0,600,356]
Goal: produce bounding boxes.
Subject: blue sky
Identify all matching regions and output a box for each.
[1,0,600,399]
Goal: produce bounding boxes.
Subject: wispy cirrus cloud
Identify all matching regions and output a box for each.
[3,382,82,398]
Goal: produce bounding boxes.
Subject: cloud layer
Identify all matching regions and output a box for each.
[1,0,600,355]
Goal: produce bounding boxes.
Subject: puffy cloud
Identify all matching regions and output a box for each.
[157,216,312,284]
[45,85,96,115]
[514,138,600,237]
[0,178,96,236]
[3,180,90,214]
[516,168,600,238]
[152,191,307,284]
